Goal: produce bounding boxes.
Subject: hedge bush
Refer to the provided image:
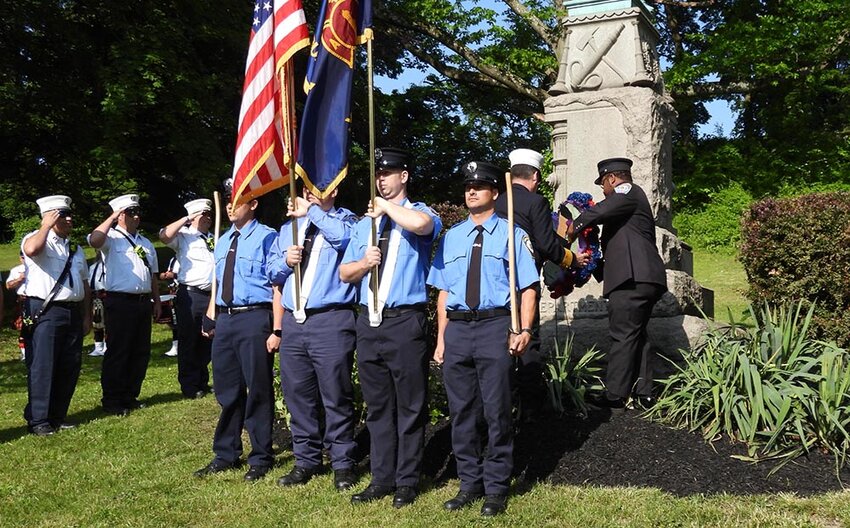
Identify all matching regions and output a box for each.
[673,181,752,251]
[739,192,850,347]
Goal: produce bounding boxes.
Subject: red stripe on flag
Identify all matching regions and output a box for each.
[231,0,310,206]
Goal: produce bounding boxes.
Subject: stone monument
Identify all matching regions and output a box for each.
[540,0,713,359]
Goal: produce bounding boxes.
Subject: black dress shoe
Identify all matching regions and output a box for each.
[333,468,357,491]
[590,392,626,409]
[193,460,240,478]
[192,390,207,399]
[392,486,418,508]
[480,494,508,516]
[103,406,131,417]
[127,400,146,410]
[634,395,657,410]
[443,490,483,511]
[31,423,56,437]
[351,484,395,504]
[276,465,323,487]
[244,465,272,482]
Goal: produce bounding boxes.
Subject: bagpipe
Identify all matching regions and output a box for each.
[542,192,604,299]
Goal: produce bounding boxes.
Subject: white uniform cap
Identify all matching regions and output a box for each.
[184,198,212,216]
[109,194,140,212]
[509,148,544,170]
[36,195,72,216]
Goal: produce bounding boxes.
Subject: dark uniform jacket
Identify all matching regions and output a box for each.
[572,183,667,297]
[495,183,567,271]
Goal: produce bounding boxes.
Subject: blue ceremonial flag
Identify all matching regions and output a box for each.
[295,0,372,197]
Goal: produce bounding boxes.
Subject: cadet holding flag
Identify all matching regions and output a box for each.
[340,148,442,508]
[268,185,359,491]
[427,162,538,517]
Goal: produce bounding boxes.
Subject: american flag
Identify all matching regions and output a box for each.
[230,0,310,206]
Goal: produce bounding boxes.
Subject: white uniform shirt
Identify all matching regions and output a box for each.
[165,226,214,290]
[89,227,159,293]
[20,230,88,302]
[6,264,28,296]
[89,255,107,291]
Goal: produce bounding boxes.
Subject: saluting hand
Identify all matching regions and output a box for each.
[40,210,61,230]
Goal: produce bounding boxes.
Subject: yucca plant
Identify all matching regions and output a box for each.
[545,333,604,418]
[647,301,850,470]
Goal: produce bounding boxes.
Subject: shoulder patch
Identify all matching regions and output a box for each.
[614,183,632,194]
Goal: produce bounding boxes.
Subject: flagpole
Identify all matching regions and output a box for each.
[282,65,302,311]
[205,191,222,323]
[367,37,379,311]
[506,172,520,339]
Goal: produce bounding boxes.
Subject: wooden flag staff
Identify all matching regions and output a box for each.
[367,37,379,311]
[205,191,223,324]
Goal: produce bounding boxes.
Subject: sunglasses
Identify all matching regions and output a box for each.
[56,209,73,218]
[200,210,212,217]
[124,207,142,216]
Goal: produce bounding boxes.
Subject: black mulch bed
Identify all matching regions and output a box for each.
[273,407,850,498]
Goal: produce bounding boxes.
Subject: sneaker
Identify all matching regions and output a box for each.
[164,341,178,357]
[89,343,105,357]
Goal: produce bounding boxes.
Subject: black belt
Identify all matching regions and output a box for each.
[303,304,354,317]
[217,303,272,315]
[106,292,151,301]
[359,303,428,318]
[179,284,211,294]
[27,297,82,308]
[447,308,510,321]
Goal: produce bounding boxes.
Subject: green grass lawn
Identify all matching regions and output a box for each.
[4,245,849,526]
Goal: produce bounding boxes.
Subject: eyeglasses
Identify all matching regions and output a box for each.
[56,209,72,218]
[124,207,142,216]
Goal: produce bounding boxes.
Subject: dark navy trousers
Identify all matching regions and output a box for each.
[605,281,666,399]
[175,286,212,396]
[23,299,83,428]
[280,309,356,471]
[356,310,429,488]
[211,308,275,467]
[102,293,152,409]
[443,315,514,495]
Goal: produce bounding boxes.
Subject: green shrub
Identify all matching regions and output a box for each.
[545,334,604,418]
[10,215,41,244]
[739,192,850,347]
[648,301,850,468]
[673,182,753,251]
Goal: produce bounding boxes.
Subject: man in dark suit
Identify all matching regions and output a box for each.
[495,148,586,419]
[569,158,667,408]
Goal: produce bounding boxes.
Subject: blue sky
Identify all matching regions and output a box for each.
[375,72,739,138]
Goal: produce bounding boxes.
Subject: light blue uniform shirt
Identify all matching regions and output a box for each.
[268,204,357,310]
[342,200,442,307]
[427,213,538,311]
[214,219,276,306]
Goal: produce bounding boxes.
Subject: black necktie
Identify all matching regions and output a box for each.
[220,231,240,305]
[66,241,74,289]
[466,225,485,309]
[299,223,320,283]
[377,217,393,280]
